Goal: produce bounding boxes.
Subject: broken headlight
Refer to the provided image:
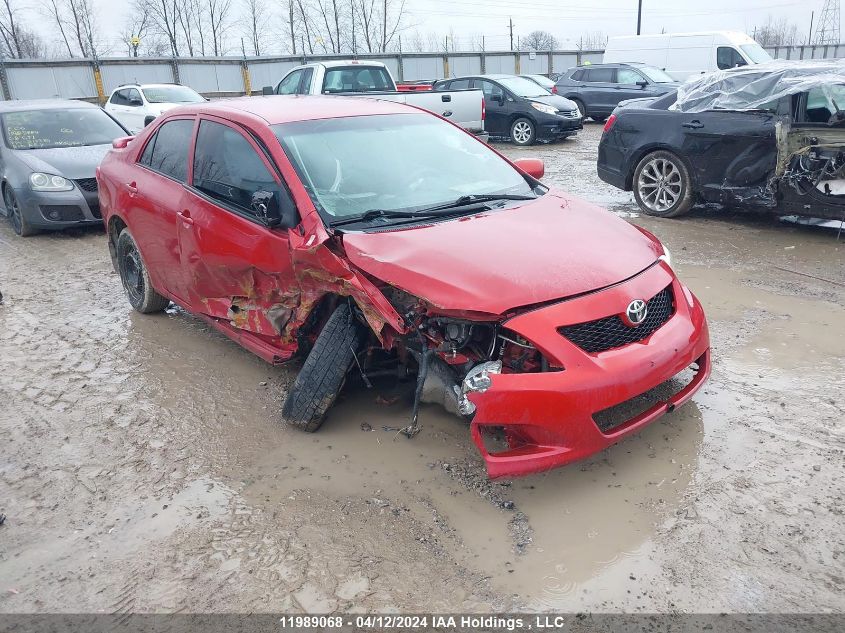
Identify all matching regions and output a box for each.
[456,360,502,416]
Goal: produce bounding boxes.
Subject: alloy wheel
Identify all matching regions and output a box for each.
[4,187,22,235]
[637,157,683,212]
[512,121,533,145]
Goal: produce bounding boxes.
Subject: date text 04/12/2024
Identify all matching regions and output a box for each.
[277,615,571,630]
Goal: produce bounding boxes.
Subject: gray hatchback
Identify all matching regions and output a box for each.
[0,100,128,236]
[554,63,679,122]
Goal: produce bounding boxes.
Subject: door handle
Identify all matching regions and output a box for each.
[441,94,451,102]
[442,110,453,117]
[177,209,194,226]
[682,120,704,129]
[125,181,138,196]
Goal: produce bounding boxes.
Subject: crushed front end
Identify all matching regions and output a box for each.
[381,260,710,478]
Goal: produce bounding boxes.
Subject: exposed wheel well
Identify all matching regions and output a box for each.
[107,216,128,271]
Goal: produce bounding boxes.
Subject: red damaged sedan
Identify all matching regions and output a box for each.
[97,96,710,478]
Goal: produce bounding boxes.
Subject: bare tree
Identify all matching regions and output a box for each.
[206,0,233,55]
[753,16,799,47]
[43,0,101,57]
[576,31,606,50]
[0,0,24,57]
[137,0,182,56]
[241,0,271,55]
[520,29,557,51]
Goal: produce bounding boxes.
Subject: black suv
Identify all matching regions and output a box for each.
[554,63,679,122]
[435,74,582,145]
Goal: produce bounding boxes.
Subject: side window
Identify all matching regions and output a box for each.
[141,119,194,181]
[478,80,503,100]
[277,70,303,95]
[617,68,643,85]
[717,47,746,70]
[585,68,615,83]
[449,79,471,90]
[801,87,835,123]
[110,90,124,105]
[126,88,142,106]
[571,69,584,81]
[297,68,314,94]
[192,120,281,215]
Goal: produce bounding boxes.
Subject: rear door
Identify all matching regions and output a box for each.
[581,67,617,116]
[128,117,196,301]
[176,116,298,337]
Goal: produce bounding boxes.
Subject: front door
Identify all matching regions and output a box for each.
[176,116,298,339]
[476,79,508,136]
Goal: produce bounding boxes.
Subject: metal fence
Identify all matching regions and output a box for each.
[0,43,841,102]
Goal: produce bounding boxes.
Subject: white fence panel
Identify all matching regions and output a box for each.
[401,57,442,81]
[552,53,579,73]
[484,54,516,74]
[177,62,243,93]
[6,65,96,100]
[100,63,174,92]
[447,55,481,77]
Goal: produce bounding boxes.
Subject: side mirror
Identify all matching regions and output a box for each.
[636,80,648,88]
[143,115,156,127]
[513,158,544,180]
[262,85,274,96]
[112,136,135,149]
[251,190,299,229]
[494,93,505,105]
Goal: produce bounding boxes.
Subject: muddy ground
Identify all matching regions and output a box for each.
[1,123,843,614]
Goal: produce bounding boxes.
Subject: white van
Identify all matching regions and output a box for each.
[603,31,772,82]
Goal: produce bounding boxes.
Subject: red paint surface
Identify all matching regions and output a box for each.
[98,95,710,478]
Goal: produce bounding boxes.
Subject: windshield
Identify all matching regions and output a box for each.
[527,75,554,88]
[274,113,534,222]
[322,66,394,93]
[141,85,204,104]
[2,108,126,150]
[740,43,773,64]
[496,76,549,97]
[637,65,675,83]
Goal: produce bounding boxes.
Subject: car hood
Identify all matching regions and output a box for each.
[530,94,578,111]
[15,144,112,179]
[342,191,662,315]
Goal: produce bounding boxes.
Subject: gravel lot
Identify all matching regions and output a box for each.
[1,122,843,613]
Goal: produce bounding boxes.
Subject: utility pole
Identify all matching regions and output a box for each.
[509,18,514,51]
[637,0,643,35]
[808,10,815,45]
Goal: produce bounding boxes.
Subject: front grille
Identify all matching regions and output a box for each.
[74,178,98,192]
[561,109,580,118]
[559,285,674,354]
[40,205,84,222]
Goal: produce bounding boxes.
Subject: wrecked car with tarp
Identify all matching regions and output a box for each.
[597,59,845,221]
[97,96,710,479]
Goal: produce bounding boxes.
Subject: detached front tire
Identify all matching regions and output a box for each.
[510,118,536,146]
[633,150,694,218]
[116,228,170,313]
[282,302,366,432]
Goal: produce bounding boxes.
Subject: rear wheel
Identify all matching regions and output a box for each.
[4,186,37,237]
[116,228,170,313]
[282,302,366,432]
[632,150,694,218]
[510,118,536,146]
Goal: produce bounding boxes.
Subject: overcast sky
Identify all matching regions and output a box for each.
[26,0,825,55]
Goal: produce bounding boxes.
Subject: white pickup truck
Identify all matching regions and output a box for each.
[262,60,488,141]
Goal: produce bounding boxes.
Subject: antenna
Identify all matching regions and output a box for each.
[815,0,841,45]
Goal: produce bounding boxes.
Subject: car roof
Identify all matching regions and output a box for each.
[312,60,387,69]
[0,99,99,113]
[171,94,415,125]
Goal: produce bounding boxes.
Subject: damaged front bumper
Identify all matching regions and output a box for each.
[466,262,710,478]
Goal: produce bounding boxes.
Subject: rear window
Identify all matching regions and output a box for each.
[141,85,204,104]
[322,66,393,93]
[2,108,126,150]
[139,118,194,181]
[585,68,615,83]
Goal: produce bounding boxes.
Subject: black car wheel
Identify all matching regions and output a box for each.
[633,150,694,218]
[4,186,37,237]
[510,118,536,146]
[282,302,366,432]
[116,228,170,313]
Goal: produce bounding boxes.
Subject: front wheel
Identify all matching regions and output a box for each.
[510,118,536,146]
[4,186,37,237]
[282,302,366,432]
[116,228,170,313]
[632,150,694,218]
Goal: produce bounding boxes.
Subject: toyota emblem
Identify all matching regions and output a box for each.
[625,299,648,326]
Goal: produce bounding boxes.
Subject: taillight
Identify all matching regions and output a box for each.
[481,98,486,121]
[603,114,617,133]
[552,85,558,94]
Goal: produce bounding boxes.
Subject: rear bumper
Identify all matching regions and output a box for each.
[467,262,710,478]
[597,162,627,190]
